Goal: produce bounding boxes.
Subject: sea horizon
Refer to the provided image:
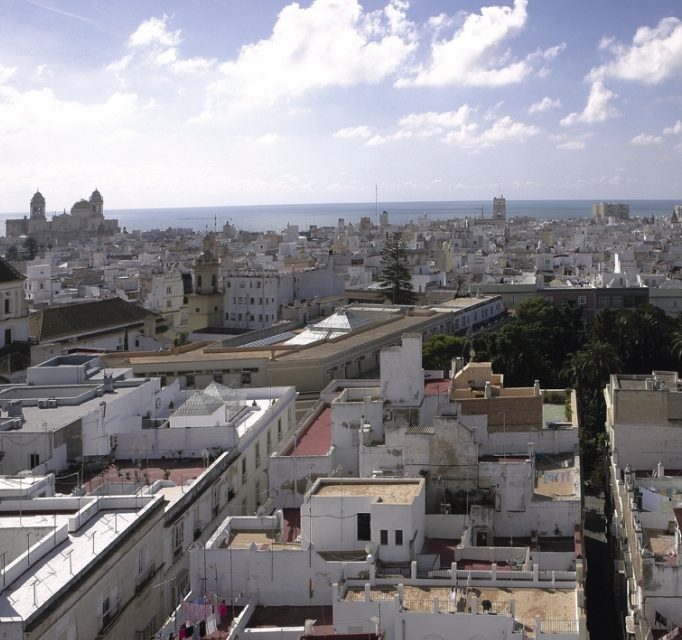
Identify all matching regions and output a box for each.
[2,198,680,234]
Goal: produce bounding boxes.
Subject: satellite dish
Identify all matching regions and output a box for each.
[365,541,377,555]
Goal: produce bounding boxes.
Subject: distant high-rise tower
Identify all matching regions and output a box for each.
[30,190,46,220]
[493,195,506,220]
[593,202,629,221]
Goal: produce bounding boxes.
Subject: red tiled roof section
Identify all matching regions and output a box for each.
[424,379,450,396]
[290,407,332,456]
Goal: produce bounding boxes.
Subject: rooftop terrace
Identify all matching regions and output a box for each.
[341,584,577,633]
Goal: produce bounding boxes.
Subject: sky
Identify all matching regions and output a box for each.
[0,0,681,212]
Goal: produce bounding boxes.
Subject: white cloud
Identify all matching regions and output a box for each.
[557,140,586,150]
[253,133,283,144]
[528,96,561,114]
[663,120,682,135]
[630,133,662,145]
[0,63,16,84]
[333,125,373,139]
[365,106,538,150]
[35,64,53,80]
[560,81,619,126]
[399,106,473,131]
[129,16,181,48]
[398,0,560,87]
[204,0,417,113]
[450,115,538,147]
[590,17,682,84]
[109,15,215,78]
[0,88,138,136]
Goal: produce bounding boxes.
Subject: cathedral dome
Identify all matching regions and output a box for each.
[31,190,45,204]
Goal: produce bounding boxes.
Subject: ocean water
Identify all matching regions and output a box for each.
[2,199,680,234]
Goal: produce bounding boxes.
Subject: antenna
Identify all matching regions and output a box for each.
[375,184,378,225]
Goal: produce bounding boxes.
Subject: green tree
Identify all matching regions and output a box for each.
[422,335,469,370]
[22,236,38,260]
[478,297,583,387]
[5,245,18,261]
[377,232,417,305]
[563,341,621,395]
[563,341,621,484]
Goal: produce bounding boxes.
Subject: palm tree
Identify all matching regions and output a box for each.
[563,341,621,391]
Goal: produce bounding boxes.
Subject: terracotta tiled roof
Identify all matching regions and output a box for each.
[29,297,156,342]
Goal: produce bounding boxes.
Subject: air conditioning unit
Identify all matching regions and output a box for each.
[38,400,48,409]
[47,399,58,408]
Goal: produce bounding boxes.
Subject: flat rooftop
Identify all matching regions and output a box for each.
[246,605,332,629]
[83,458,215,503]
[222,529,300,551]
[424,379,450,396]
[535,454,578,500]
[342,585,577,631]
[4,383,148,433]
[643,528,677,565]
[286,407,332,457]
[312,480,421,504]
[0,503,155,621]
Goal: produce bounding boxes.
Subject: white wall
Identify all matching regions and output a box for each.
[380,335,424,407]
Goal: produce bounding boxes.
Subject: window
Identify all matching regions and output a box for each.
[357,513,371,541]
[138,546,148,574]
[29,453,40,468]
[4,299,9,314]
[166,300,172,308]
[577,295,587,306]
[135,616,157,640]
[172,522,184,559]
[100,584,120,630]
[166,286,172,294]
[212,484,220,517]
[254,442,261,467]
[380,529,388,545]
[241,458,247,485]
[266,431,272,454]
[395,530,403,546]
[277,418,282,440]
[4,329,11,346]
[56,627,74,640]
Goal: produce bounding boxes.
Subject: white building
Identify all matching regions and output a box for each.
[143,267,188,331]
[25,259,61,306]
[0,257,29,348]
[182,338,586,639]
[605,371,682,638]
[223,261,344,331]
[0,492,166,640]
[0,353,298,638]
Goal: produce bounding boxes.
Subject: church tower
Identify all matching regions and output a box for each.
[187,233,224,331]
[30,190,46,220]
[89,188,103,216]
